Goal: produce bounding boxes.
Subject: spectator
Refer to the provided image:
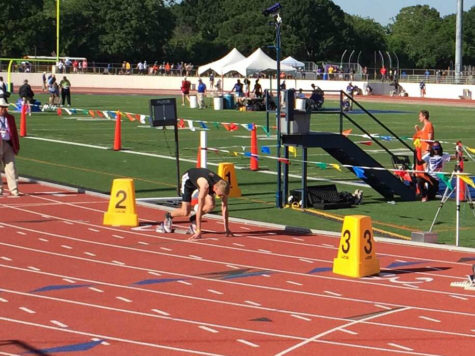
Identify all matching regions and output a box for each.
[252,79,262,98]
[209,73,214,90]
[419,81,426,97]
[197,78,206,109]
[0,77,9,103]
[59,76,72,107]
[0,98,21,196]
[42,72,47,91]
[18,79,34,113]
[181,77,191,106]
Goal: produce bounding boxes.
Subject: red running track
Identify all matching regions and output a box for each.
[1,179,475,355]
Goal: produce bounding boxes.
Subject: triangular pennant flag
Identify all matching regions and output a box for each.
[96,110,105,118]
[467,147,475,154]
[262,126,270,137]
[177,118,185,128]
[288,145,297,157]
[459,175,475,188]
[187,120,196,131]
[63,108,71,115]
[316,162,327,169]
[56,107,62,116]
[213,122,220,129]
[109,111,116,119]
[436,173,452,189]
[135,114,141,121]
[352,166,367,179]
[342,129,352,137]
[244,152,252,157]
[247,123,253,131]
[232,151,239,157]
[126,113,135,121]
[88,109,96,117]
[278,158,290,165]
[400,136,409,140]
[222,123,231,131]
[199,121,208,129]
[102,111,110,120]
[330,163,342,171]
[229,123,239,131]
[381,136,392,141]
[140,115,147,124]
[82,109,89,115]
[261,146,271,154]
[70,108,77,114]
[359,141,372,146]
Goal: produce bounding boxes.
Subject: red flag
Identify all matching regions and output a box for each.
[359,141,372,146]
[342,129,352,136]
[88,110,96,117]
[222,123,231,131]
[229,123,239,131]
[177,119,185,128]
[126,113,135,122]
[56,107,62,116]
[96,110,104,118]
[278,158,290,165]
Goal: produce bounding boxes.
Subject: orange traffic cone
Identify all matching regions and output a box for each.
[20,103,27,137]
[113,111,121,151]
[250,123,259,171]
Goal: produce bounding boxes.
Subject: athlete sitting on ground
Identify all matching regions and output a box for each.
[158,168,232,240]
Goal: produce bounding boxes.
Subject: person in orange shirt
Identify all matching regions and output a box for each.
[413,110,435,201]
[414,110,434,153]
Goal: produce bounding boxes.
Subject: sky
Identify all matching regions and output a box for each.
[332,0,475,25]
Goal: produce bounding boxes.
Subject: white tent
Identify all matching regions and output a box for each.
[197,48,245,75]
[282,56,305,69]
[222,48,296,77]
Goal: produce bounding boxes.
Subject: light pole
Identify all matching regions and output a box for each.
[455,0,463,83]
[56,0,60,61]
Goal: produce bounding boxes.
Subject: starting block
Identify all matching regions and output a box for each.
[218,162,241,198]
[103,178,139,227]
[333,215,380,278]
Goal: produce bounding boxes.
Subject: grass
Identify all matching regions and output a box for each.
[13,92,475,247]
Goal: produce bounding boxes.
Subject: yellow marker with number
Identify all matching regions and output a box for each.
[217,162,241,197]
[103,178,139,227]
[333,215,380,278]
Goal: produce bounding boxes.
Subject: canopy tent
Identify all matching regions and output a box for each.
[281,56,305,69]
[197,48,245,75]
[222,48,296,77]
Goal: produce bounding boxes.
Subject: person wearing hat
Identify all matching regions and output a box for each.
[19,79,35,114]
[0,98,21,196]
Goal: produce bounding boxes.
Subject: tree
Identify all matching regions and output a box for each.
[388,5,452,68]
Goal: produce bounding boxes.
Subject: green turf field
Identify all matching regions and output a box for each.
[12,93,475,247]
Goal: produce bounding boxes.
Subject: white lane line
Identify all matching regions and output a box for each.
[291,314,311,322]
[62,278,76,284]
[16,231,27,236]
[39,238,49,242]
[450,295,468,301]
[88,228,100,232]
[51,320,68,328]
[19,307,36,314]
[151,309,170,316]
[226,265,240,269]
[63,221,74,225]
[84,252,96,257]
[322,244,334,248]
[88,287,103,293]
[245,300,261,306]
[239,227,251,231]
[61,245,73,250]
[188,255,202,260]
[339,328,358,335]
[199,325,219,334]
[177,280,192,286]
[0,297,8,302]
[387,342,413,351]
[116,296,132,303]
[112,234,125,239]
[111,260,125,265]
[207,289,223,295]
[261,274,271,278]
[292,237,304,242]
[160,247,172,251]
[257,249,271,253]
[299,258,313,263]
[286,281,303,286]
[1,256,12,261]
[324,290,341,297]
[232,243,245,247]
[419,316,441,323]
[138,241,149,245]
[28,266,40,271]
[237,339,259,348]
[374,304,392,310]
[148,271,161,276]
[91,337,109,346]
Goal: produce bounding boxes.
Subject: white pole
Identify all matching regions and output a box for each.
[200,130,207,168]
[456,173,461,246]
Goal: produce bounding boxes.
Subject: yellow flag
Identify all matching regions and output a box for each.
[288,145,297,157]
[330,163,342,171]
[467,146,475,154]
[459,175,475,188]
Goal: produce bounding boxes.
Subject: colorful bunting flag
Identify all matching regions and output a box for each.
[459,175,475,188]
[88,110,96,117]
[261,146,271,154]
[342,129,352,136]
[330,163,342,171]
[316,162,327,169]
[56,107,62,116]
[436,173,452,189]
[288,146,297,157]
[352,166,367,179]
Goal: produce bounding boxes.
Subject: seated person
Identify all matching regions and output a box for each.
[309,84,324,110]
